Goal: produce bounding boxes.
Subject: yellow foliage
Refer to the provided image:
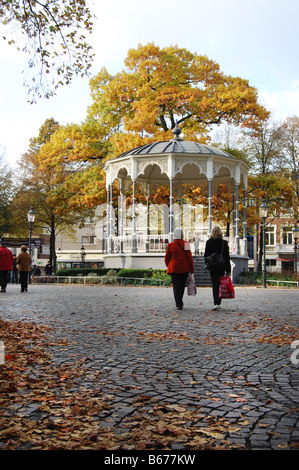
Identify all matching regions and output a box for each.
[88,43,269,155]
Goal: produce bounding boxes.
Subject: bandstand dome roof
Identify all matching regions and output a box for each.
[115,127,236,159]
[105,127,250,191]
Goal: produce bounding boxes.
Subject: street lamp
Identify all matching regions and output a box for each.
[293,225,299,274]
[80,245,86,268]
[27,206,35,255]
[259,198,268,288]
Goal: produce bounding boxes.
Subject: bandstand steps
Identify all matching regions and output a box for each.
[193,256,212,287]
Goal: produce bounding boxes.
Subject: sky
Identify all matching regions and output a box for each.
[0,0,298,168]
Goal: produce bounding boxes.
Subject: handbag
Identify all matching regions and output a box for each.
[187,273,197,296]
[205,240,225,271]
[219,275,235,299]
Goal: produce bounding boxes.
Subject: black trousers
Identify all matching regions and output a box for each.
[20,271,29,292]
[0,271,9,290]
[170,272,188,308]
[210,270,225,306]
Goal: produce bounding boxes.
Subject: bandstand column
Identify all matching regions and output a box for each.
[146,195,150,252]
[132,180,137,252]
[208,180,213,235]
[235,166,241,255]
[207,159,213,235]
[119,179,125,253]
[106,184,110,253]
[131,158,137,253]
[232,195,236,238]
[242,173,248,255]
[235,184,240,254]
[243,191,247,239]
[177,182,182,229]
[110,183,114,253]
[169,179,174,241]
[168,156,175,242]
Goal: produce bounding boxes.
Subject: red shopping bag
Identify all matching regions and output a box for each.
[219,275,235,299]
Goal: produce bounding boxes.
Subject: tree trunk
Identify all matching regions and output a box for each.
[49,215,56,273]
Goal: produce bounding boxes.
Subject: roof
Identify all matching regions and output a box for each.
[117,140,235,158]
[114,127,236,160]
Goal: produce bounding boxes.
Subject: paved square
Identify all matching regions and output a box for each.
[0,284,298,450]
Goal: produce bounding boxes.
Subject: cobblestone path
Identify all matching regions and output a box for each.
[1,284,298,450]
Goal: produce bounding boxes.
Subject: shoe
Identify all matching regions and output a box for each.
[212,305,221,310]
[176,306,183,310]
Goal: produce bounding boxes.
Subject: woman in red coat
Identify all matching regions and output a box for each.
[0,241,14,293]
[165,228,194,310]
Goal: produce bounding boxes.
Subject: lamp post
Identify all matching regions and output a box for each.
[293,225,299,275]
[259,199,268,288]
[27,206,35,284]
[27,206,35,255]
[80,245,86,268]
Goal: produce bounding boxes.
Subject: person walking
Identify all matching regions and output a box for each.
[11,255,19,284]
[165,227,194,310]
[194,235,200,255]
[0,241,14,292]
[16,245,32,293]
[204,226,231,310]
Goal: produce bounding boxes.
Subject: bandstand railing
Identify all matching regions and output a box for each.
[107,234,248,256]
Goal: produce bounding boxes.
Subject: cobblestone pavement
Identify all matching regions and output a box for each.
[1,284,299,450]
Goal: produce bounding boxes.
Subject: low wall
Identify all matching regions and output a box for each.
[230,255,250,284]
[104,253,249,284]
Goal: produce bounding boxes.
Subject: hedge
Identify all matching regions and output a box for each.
[116,269,155,279]
[237,271,299,285]
[55,267,162,278]
[55,267,171,282]
[55,268,118,277]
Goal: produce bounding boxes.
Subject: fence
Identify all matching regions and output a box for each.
[32,275,169,286]
[267,279,299,287]
[32,276,299,288]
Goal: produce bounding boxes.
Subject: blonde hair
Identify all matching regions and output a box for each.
[210,226,223,239]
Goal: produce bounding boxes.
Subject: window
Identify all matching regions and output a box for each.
[282,226,293,245]
[266,259,277,266]
[265,227,275,246]
[81,236,96,245]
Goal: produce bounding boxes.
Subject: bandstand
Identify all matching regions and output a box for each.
[103,127,250,283]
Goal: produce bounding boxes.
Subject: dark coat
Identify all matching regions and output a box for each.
[204,237,231,274]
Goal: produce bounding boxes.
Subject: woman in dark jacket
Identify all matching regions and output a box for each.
[165,228,194,310]
[204,226,231,310]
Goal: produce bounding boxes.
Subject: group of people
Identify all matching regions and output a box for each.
[0,242,54,293]
[0,241,56,294]
[0,242,32,293]
[165,226,231,311]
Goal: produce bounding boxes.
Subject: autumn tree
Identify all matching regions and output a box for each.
[13,118,107,271]
[0,0,94,102]
[240,118,282,173]
[87,43,269,158]
[0,150,15,236]
[35,120,108,210]
[273,116,299,222]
